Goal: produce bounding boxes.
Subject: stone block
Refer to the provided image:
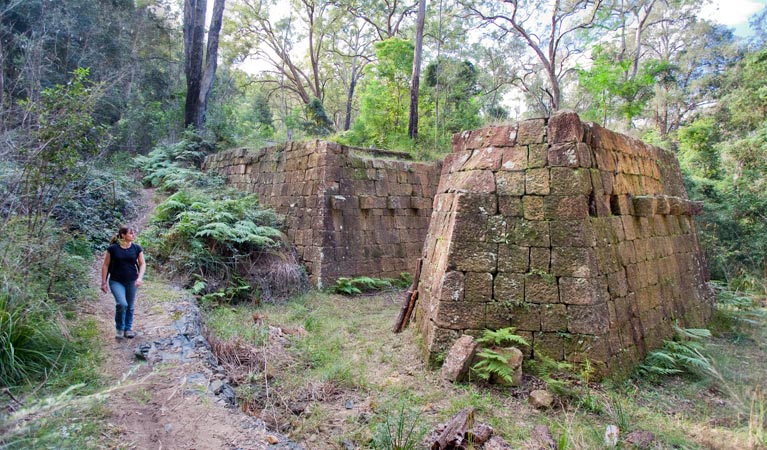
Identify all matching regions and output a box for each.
[464,272,493,302]
[517,118,547,144]
[544,195,590,220]
[567,303,610,334]
[438,271,465,302]
[576,143,594,168]
[511,219,550,247]
[495,171,526,196]
[565,334,611,363]
[530,247,551,272]
[550,167,592,196]
[667,196,685,215]
[498,245,529,273]
[548,142,579,167]
[559,277,605,305]
[500,146,528,171]
[463,147,505,171]
[453,214,490,242]
[551,247,598,277]
[499,196,523,217]
[525,273,559,304]
[523,196,545,220]
[540,304,568,332]
[528,144,548,168]
[440,335,478,382]
[455,192,497,215]
[548,111,584,143]
[596,245,621,274]
[449,170,496,194]
[489,302,541,332]
[610,195,633,216]
[633,196,656,217]
[655,196,670,215]
[526,168,551,195]
[487,216,509,243]
[493,272,524,303]
[435,301,486,329]
[607,270,629,297]
[450,241,498,273]
[550,220,595,247]
[387,195,410,209]
[488,124,518,147]
[534,332,564,359]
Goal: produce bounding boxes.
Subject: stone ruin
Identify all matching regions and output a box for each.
[414,111,713,375]
[202,141,441,287]
[204,112,714,376]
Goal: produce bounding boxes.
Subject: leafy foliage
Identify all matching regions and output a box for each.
[475,327,531,347]
[637,326,715,378]
[331,274,412,295]
[0,292,70,387]
[133,131,221,193]
[471,327,530,384]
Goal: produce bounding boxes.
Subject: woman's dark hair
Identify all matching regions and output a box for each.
[110,226,135,245]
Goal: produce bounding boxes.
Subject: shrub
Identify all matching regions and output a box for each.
[0,291,70,387]
[144,188,307,303]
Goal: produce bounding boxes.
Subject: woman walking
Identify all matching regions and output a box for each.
[101,226,146,339]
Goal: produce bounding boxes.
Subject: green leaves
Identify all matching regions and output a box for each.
[637,325,715,379]
[475,327,530,348]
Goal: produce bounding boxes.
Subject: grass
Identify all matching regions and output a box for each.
[199,286,767,449]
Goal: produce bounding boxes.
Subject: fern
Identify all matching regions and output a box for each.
[470,327,529,384]
[332,276,393,295]
[472,349,516,384]
[475,327,531,348]
[637,325,715,379]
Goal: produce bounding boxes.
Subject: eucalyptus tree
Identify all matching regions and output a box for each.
[408,0,426,138]
[184,0,226,129]
[325,17,376,130]
[461,0,607,114]
[227,0,338,127]
[338,0,417,40]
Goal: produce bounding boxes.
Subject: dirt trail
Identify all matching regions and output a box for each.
[91,189,292,450]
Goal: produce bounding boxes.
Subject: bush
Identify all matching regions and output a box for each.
[144,188,307,303]
[0,291,71,387]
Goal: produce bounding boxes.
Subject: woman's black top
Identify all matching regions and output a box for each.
[107,243,143,284]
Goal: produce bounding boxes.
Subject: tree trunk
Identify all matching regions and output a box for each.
[344,67,357,131]
[408,0,426,139]
[193,0,226,129]
[183,0,206,129]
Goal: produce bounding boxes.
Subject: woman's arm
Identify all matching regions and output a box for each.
[135,251,146,287]
[101,252,111,293]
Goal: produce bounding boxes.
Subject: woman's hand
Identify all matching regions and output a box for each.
[134,278,143,287]
[101,281,109,293]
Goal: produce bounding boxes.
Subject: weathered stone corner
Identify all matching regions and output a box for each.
[416,113,714,377]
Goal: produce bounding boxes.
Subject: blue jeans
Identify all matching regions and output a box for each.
[109,279,137,331]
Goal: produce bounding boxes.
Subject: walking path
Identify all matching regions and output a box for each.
[91,189,297,450]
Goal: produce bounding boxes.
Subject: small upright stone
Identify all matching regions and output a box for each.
[441,335,478,382]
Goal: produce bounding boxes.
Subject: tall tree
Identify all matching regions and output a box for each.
[462,0,605,113]
[408,0,426,138]
[184,0,226,129]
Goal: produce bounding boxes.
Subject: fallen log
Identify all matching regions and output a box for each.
[429,407,474,450]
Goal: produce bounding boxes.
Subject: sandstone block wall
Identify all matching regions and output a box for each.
[414,112,713,375]
[202,141,440,287]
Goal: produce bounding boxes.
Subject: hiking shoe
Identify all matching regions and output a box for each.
[115,330,124,339]
[124,330,136,339]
